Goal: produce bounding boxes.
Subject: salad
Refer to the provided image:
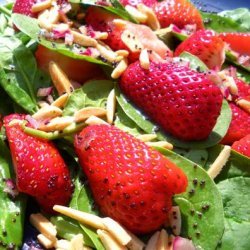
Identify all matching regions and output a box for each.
[0,0,249,249]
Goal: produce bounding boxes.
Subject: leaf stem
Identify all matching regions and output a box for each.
[0,6,11,17]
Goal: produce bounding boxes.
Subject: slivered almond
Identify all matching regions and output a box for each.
[146,141,173,150]
[51,93,69,108]
[102,217,131,246]
[69,234,84,250]
[53,205,106,229]
[126,231,145,250]
[38,10,53,30]
[97,230,127,250]
[85,116,109,125]
[137,4,160,30]
[116,50,129,57]
[37,234,55,249]
[48,6,60,24]
[156,229,168,250]
[111,58,128,79]
[49,61,73,95]
[96,43,121,63]
[94,31,109,40]
[32,106,62,121]
[31,0,52,13]
[121,30,143,53]
[113,19,127,28]
[38,101,50,108]
[139,49,150,70]
[71,30,98,47]
[38,116,74,132]
[74,107,107,123]
[55,239,71,249]
[125,5,147,23]
[30,213,57,243]
[236,98,250,114]
[106,89,116,124]
[137,134,157,142]
[207,145,231,179]
[145,231,160,250]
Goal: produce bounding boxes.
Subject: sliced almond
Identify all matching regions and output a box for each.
[48,6,60,24]
[106,89,116,124]
[121,30,143,53]
[102,217,131,246]
[70,234,84,250]
[207,145,231,179]
[156,229,168,250]
[168,206,181,236]
[97,229,127,250]
[139,49,150,70]
[32,105,62,121]
[111,58,128,79]
[146,141,173,150]
[30,213,57,243]
[31,0,52,13]
[53,205,106,230]
[236,98,250,114]
[55,239,71,250]
[38,10,53,30]
[126,231,145,250]
[37,234,55,249]
[85,116,109,126]
[94,31,109,40]
[145,231,160,250]
[116,50,129,57]
[49,61,74,95]
[38,101,50,108]
[96,43,122,63]
[51,93,69,108]
[137,134,157,142]
[113,19,127,28]
[125,5,147,23]
[74,107,107,123]
[71,30,98,47]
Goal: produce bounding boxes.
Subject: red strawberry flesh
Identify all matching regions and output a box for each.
[232,134,250,158]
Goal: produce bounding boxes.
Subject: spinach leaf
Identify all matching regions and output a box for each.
[156,147,224,250]
[0,86,14,115]
[217,177,250,250]
[0,138,26,249]
[63,80,114,116]
[116,84,232,149]
[12,14,110,66]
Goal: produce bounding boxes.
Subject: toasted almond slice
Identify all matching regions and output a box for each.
[71,30,98,47]
[55,239,71,249]
[111,58,128,79]
[85,116,109,126]
[146,141,173,150]
[236,98,250,114]
[37,234,55,249]
[51,93,69,108]
[137,134,157,142]
[30,213,57,242]
[126,231,145,250]
[121,30,143,53]
[139,49,150,70]
[49,61,73,95]
[48,6,60,24]
[102,217,131,246]
[70,234,84,250]
[38,116,74,132]
[156,229,168,250]
[125,5,147,23]
[95,31,109,40]
[53,205,106,230]
[116,50,129,57]
[38,10,53,30]
[113,19,127,28]
[32,105,62,121]
[38,101,50,108]
[137,4,160,30]
[168,206,181,236]
[31,0,52,13]
[145,231,160,250]
[74,107,107,123]
[97,230,127,250]
[96,43,121,63]
[167,235,175,250]
[207,145,231,179]
[106,89,116,124]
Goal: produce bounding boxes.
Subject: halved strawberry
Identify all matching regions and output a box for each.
[4,114,73,213]
[175,29,226,70]
[153,0,204,30]
[232,134,250,158]
[35,45,105,84]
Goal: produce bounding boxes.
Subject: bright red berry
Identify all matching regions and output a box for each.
[175,30,226,70]
[13,0,37,17]
[120,61,223,141]
[119,0,156,7]
[4,114,73,213]
[232,134,250,158]
[74,124,188,234]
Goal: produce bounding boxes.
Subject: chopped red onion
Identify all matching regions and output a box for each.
[173,236,196,250]
[65,32,74,46]
[37,87,53,97]
[3,179,19,198]
[25,115,40,129]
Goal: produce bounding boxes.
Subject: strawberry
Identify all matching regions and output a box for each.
[235,78,250,100]
[3,114,73,213]
[13,0,37,17]
[119,61,223,141]
[232,134,250,158]
[74,124,188,234]
[85,7,172,61]
[119,0,156,7]
[175,29,226,70]
[35,45,105,84]
[153,0,204,30]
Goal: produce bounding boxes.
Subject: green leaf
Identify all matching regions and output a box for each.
[0,86,14,115]
[63,80,114,116]
[156,147,224,250]
[116,84,232,149]
[217,177,250,250]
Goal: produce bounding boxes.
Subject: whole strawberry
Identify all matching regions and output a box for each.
[74,125,187,234]
[120,61,223,141]
[175,30,226,70]
[4,114,73,213]
[153,0,204,30]
[232,134,250,158]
